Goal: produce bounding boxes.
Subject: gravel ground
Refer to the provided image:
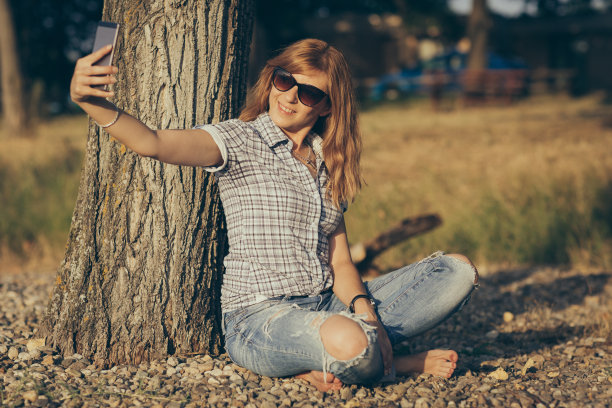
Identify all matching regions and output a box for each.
[1,265,611,407]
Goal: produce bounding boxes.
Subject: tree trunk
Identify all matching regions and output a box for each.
[40,0,254,367]
[0,0,28,135]
[466,0,491,71]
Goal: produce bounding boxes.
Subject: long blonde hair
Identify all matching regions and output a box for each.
[240,39,362,208]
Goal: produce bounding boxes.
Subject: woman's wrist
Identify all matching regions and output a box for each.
[351,296,377,319]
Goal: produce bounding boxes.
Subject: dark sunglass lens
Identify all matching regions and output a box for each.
[273,70,294,91]
[299,85,326,106]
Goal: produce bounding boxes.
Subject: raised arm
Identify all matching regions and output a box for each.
[70,45,222,168]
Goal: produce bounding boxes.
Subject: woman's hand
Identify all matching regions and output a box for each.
[367,318,393,375]
[70,45,117,104]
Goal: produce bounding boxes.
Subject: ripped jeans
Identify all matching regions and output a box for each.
[222,253,478,384]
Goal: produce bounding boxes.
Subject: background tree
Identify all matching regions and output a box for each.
[41,0,253,366]
[0,0,27,135]
[466,0,491,70]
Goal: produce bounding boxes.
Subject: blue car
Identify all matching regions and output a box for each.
[369,51,528,101]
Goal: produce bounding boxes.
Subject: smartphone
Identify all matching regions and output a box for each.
[91,21,119,89]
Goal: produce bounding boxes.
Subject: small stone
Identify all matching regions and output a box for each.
[416,386,433,397]
[488,367,509,380]
[260,377,274,388]
[26,338,45,352]
[69,361,87,371]
[547,371,560,378]
[167,356,178,367]
[135,369,148,380]
[29,349,41,360]
[344,399,361,408]
[485,330,500,340]
[8,347,19,359]
[415,397,430,408]
[66,368,83,378]
[477,384,492,392]
[503,311,514,323]
[40,355,52,366]
[183,366,200,376]
[208,377,220,385]
[0,345,8,354]
[199,360,214,371]
[22,390,38,403]
[340,387,352,400]
[521,358,537,375]
[355,388,368,398]
[18,352,32,360]
[207,368,223,377]
[229,374,244,385]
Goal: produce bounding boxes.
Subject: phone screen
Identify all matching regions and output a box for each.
[92,21,119,67]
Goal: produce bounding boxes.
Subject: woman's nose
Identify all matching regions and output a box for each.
[283,86,299,104]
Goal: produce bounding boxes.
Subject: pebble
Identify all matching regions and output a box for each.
[8,346,19,359]
[22,390,38,402]
[485,329,500,340]
[26,338,45,352]
[1,268,611,407]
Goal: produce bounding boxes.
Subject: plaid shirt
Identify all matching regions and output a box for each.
[198,113,346,312]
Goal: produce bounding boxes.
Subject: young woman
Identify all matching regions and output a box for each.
[71,38,478,391]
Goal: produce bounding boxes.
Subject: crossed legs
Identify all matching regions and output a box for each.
[297,253,478,391]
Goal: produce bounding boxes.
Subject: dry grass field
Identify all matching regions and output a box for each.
[1,94,611,273]
[348,93,612,272]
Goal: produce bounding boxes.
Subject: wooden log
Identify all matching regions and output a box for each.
[351,214,442,275]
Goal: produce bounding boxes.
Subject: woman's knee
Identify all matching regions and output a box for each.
[446,253,479,284]
[320,315,368,361]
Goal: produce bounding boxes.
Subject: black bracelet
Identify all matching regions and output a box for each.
[349,294,375,313]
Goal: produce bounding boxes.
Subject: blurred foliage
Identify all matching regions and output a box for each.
[0,144,82,255]
[8,0,102,116]
[528,0,612,16]
[5,0,612,117]
[255,0,462,51]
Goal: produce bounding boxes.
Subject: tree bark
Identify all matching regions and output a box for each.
[0,0,28,135]
[40,0,253,367]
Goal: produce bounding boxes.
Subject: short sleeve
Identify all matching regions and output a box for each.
[193,119,250,175]
[193,124,228,173]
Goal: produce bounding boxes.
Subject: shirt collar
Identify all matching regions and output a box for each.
[254,112,325,162]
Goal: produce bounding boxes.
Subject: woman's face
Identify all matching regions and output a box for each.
[268,68,331,138]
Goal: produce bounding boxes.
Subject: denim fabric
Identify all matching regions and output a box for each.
[223,253,477,384]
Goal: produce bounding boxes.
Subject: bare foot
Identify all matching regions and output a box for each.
[395,349,459,378]
[295,370,343,392]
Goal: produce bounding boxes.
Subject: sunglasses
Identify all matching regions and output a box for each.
[272,67,328,107]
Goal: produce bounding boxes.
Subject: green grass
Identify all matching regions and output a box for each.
[0,146,82,254]
[0,115,87,260]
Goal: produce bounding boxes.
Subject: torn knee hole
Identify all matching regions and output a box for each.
[320,315,368,361]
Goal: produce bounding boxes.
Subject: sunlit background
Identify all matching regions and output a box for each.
[1,0,611,273]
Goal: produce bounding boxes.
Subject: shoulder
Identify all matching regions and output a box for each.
[195,118,260,145]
